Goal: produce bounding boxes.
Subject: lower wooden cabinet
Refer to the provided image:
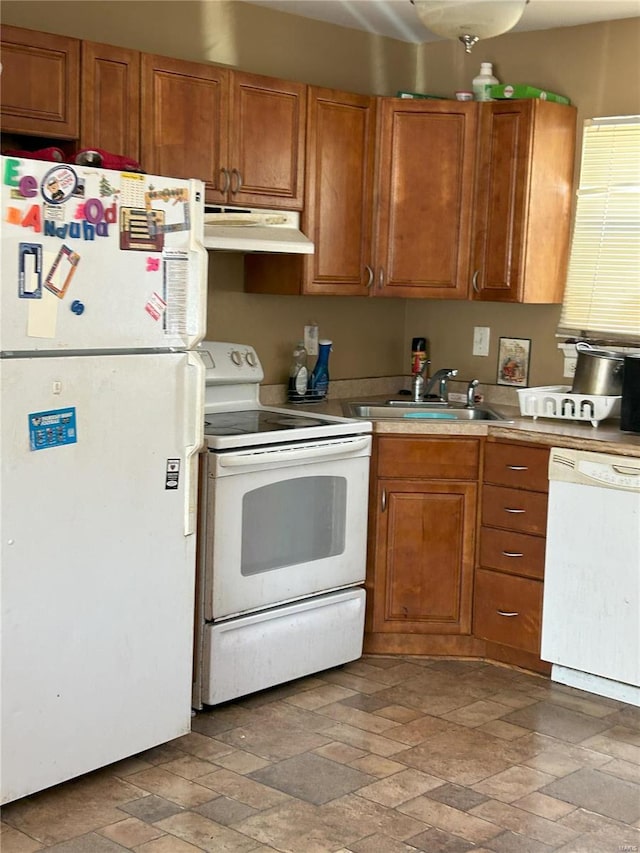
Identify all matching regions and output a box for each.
[474,568,543,656]
[474,439,551,673]
[365,436,483,656]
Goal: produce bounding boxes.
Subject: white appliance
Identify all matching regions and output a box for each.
[1,156,207,803]
[192,341,372,708]
[203,206,314,253]
[541,447,640,706]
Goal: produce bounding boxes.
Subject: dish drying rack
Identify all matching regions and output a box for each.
[517,386,622,427]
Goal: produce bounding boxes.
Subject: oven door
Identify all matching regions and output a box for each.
[204,434,371,620]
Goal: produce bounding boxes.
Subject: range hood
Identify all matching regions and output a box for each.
[203,206,314,254]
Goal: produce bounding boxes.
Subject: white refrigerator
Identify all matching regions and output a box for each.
[0,156,207,804]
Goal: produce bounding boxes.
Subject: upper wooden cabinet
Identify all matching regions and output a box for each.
[81,41,140,161]
[471,100,577,303]
[374,99,477,299]
[0,26,80,139]
[245,86,376,296]
[141,56,305,208]
[141,54,229,195]
[227,71,306,209]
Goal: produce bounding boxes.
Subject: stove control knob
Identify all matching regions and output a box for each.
[245,351,257,367]
[230,349,243,366]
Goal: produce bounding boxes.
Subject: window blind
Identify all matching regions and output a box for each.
[558,115,640,344]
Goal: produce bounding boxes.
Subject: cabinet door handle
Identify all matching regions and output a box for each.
[507,465,528,471]
[505,507,526,514]
[502,551,524,558]
[365,265,374,288]
[231,168,242,194]
[220,168,231,194]
[381,489,387,512]
[497,610,519,617]
[472,269,480,293]
[378,267,385,289]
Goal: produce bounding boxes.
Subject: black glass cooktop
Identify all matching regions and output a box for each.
[204,409,330,436]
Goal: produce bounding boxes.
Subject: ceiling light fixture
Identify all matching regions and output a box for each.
[411,0,529,52]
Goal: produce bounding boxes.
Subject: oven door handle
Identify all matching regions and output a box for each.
[218,436,371,468]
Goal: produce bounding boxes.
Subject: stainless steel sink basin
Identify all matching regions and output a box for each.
[342,401,513,422]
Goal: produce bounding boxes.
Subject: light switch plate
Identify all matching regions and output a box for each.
[473,326,490,357]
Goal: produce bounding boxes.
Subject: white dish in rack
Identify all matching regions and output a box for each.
[517,385,622,427]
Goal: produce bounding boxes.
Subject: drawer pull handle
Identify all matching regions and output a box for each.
[505,507,526,513]
[502,551,524,557]
[507,465,528,471]
[497,610,519,617]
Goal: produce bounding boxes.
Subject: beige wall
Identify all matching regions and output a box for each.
[2,3,639,384]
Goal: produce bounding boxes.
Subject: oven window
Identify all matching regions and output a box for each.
[241,476,346,575]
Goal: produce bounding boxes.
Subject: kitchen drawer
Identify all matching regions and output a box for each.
[484,442,549,492]
[482,484,548,535]
[376,436,480,481]
[474,568,543,655]
[479,527,545,580]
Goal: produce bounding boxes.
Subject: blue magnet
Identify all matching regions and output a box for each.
[71,300,85,315]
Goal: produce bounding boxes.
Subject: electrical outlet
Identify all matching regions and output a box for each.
[304,324,318,356]
[473,326,490,357]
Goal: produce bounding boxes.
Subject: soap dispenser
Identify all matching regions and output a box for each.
[309,339,332,400]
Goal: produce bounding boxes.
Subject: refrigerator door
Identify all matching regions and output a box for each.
[1,156,207,353]
[1,351,203,804]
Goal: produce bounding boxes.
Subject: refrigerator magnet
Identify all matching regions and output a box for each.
[28,407,77,451]
[18,243,43,299]
[44,245,80,299]
[41,165,78,205]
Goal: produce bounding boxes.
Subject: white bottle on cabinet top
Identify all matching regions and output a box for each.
[473,62,499,101]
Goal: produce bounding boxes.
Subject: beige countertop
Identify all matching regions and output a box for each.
[266,380,640,458]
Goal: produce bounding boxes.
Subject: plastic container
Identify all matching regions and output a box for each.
[287,341,309,403]
[455,91,474,102]
[309,339,332,400]
[473,62,499,102]
[411,337,429,376]
[517,386,622,427]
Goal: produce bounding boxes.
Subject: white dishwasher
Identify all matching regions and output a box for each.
[541,447,640,706]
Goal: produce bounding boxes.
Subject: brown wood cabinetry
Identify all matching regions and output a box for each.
[374,99,477,299]
[141,56,305,208]
[228,71,306,209]
[0,26,80,139]
[81,41,140,161]
[472,100,576,303]
[141,54,229,196]
[474,439,551,673]
[365,436,483,656]
[245,87,376,295]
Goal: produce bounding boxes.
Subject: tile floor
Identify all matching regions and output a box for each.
[2,657,640,853]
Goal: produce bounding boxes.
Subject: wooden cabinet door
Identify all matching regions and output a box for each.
[472,100,576,303]
[0,26,80,139]
[141,54,229,192]
[244,87,376,297]
[229,71,306,209]
[374,99,477,299]
[81,42,140,161]
[371,478,476,634]
[302,87,376,294]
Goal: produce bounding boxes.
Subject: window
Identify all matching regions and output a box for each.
[558,115,640,344]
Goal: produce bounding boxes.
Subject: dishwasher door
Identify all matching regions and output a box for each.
[541,447,640,706]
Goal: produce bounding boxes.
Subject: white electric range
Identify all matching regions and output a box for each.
[193,341,372,708]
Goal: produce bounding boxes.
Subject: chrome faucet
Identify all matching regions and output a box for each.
[466,379,479,408]
[412,367,458,402]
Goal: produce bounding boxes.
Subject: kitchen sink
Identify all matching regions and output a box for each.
[342,401,513,422]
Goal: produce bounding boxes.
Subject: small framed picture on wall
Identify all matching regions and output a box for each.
[497,337,531,386]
